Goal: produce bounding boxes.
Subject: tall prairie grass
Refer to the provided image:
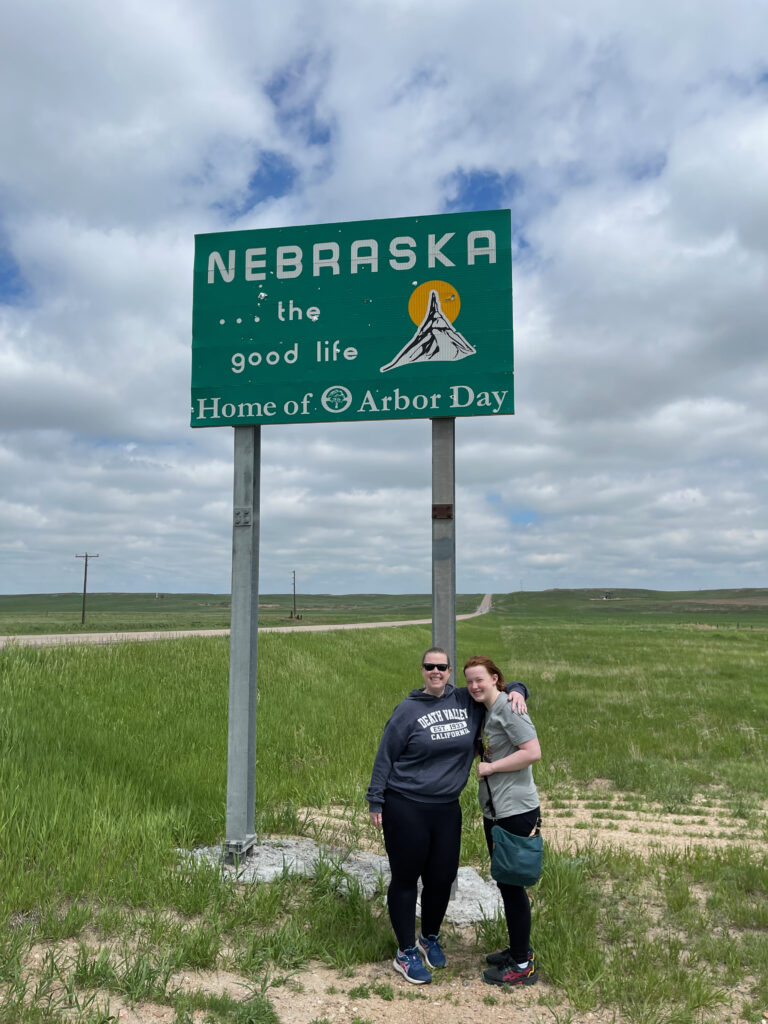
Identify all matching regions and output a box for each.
[0,607,766,1022]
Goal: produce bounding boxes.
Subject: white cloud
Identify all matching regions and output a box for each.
[1,0,768,595]
[654,488,707,512]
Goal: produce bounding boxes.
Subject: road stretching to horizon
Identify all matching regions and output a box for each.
[0,593,493,648]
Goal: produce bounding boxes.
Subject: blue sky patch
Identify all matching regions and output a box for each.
[514,234,532,256]
[244,151,297,204]
[623,151,667,181]
[445,169,533,255]
[445,169,524,213]
[0,243,28,305]
[486,492,538,525]
[215,150,297,220]
[266,55,333,146]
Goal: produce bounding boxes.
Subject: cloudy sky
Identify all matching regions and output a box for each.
[2,0,767,596]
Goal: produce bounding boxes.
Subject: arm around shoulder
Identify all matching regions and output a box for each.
[505,680,530,714]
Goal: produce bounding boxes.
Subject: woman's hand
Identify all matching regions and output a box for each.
[370,811,382,829]
[507,690,527,715]
[482,738,541,777]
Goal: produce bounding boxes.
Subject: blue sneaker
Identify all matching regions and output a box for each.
[393,946,432,984]
[417,933,446,969]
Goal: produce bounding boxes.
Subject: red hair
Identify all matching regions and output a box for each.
[463,655,505,691]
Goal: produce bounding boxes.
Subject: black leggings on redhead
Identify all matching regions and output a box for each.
[483,805,540,964]
[381,789,462,950]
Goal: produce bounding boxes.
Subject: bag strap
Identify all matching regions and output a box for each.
[486,770,542,838]
[482,761,498,820]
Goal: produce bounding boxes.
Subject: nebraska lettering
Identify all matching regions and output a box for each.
[207,230,497,284]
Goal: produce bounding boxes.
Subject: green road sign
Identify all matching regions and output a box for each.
[191,209,513,427]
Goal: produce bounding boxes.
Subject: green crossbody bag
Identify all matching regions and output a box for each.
[486,775,543,887]
[490,823,543,887]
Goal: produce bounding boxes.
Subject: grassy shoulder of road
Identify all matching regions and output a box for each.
[0,593,766,1023]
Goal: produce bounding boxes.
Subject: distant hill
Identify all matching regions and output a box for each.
[490,588,768,624]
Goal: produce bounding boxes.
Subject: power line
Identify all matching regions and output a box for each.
[75,553,99,625]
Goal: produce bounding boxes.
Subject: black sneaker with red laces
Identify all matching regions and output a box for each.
[485,946,536,967]
[482,959,538,987]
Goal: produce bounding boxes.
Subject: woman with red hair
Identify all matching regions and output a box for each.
[464,655,542,987]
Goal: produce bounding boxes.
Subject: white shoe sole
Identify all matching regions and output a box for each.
[393,958,431,984]
[417,943,445,970]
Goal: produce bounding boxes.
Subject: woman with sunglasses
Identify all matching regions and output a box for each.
[464,654,541,988]
[366,647,529,985]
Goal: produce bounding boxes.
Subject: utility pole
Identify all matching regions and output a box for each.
[291,570,297,619]
[75,553,99,625]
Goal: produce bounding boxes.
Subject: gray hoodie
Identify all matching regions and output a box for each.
[366,681,528,812]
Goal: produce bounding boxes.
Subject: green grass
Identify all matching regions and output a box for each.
[3,586,768,635]
[0,592,766,1023]
[492,587,768,627]
[0,591,482,635]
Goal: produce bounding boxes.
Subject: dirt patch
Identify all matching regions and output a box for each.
[540,785,767,857]
[300,784,767,861]
[112,950,629,1024]
[230,958,622,1024]
[16,788,766,1024]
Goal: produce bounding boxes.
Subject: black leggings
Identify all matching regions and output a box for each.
[483,805,540,963]
[381,789,462,950]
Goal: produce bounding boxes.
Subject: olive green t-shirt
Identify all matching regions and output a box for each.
[478,698,539,819]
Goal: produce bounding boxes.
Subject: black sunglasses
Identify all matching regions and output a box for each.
[422,662,449,671]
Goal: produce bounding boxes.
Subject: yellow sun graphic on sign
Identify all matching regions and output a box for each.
[408,280,461,325]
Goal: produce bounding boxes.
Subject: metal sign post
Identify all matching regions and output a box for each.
[433,416,457,901]
[431,418,457,675]
[225,425,261,860]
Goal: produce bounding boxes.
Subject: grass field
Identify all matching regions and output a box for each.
[2,586,768,636]
[0,590,766,1023]
[0,592,484,636]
